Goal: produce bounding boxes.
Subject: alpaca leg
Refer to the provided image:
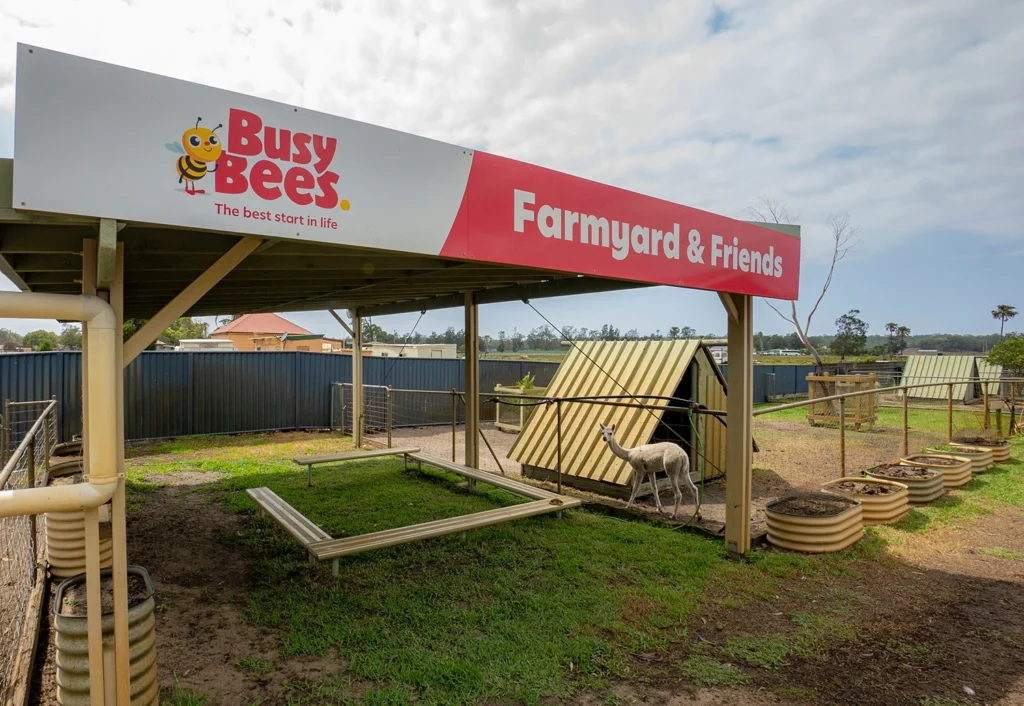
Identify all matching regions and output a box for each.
[651,472,664,513]
[625,467,642,509]
[670,467,683,520]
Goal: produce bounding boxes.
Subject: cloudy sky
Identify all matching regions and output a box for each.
[0,0,1022,341]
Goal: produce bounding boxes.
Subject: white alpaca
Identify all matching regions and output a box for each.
[598,423,699,519]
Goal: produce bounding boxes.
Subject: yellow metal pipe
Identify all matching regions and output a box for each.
[0,292,117,518]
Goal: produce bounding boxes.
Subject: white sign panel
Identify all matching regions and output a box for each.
[13,45,472,255]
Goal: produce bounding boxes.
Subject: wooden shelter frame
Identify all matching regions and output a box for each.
[0,136,796,700]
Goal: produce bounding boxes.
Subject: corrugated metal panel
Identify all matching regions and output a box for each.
[901,355,976,401]
[0,351,561,441]
[508,340,728,486]
[975,357,1002,396]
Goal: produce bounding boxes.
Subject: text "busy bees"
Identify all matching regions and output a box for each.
[215,108,342,209]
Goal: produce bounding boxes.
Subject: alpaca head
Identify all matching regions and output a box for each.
[598,422,616,444]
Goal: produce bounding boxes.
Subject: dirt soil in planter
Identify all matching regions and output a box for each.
[829,480,900,495]
[769,494,856,516]
[60,574,149,617]
[870,464,937,478]
[910,456,964,467]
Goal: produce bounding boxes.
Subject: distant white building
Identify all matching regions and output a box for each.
[763,349,803,356]
[366,343,457,359]
[177,339,236,351]
[708,345,728,365]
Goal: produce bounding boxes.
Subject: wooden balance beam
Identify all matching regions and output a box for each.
[250,451,581,574]
[293,446,420,486]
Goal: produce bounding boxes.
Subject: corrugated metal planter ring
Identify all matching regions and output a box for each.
[866,465,945,504]
[54,566,158,706]
[821,477,909,525]
[766,493,864,553]
[900,454,973,488]
[925,448,991,473]
[951,441,1010,464]
[45,510,113,578]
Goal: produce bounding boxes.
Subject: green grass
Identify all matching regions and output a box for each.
[131,452,728,704]
[722,635,791,669]
[126,434,1024,704]
[679,655,748,686]
[161,682,209,706]
[235,657,275,676]
[754,400,978,436]
[979,547,1024,561]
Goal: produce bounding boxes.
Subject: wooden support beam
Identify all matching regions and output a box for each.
[328,308,354,337]
[352,313,364,448]
[724,293,753,558]
[96,219,118,290]
[123,235,262,365]
[106,243,131,705]
[83,506,105,706]
[464,292,480,469]
[718,291,739,325]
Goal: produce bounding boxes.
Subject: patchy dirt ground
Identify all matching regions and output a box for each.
[28,429,1024,705]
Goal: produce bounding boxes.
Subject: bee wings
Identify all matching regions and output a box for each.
[165,142,186,155]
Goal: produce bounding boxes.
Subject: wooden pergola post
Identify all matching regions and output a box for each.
[464,292,480,469]
[722,292,753,558]
[352,312,364,448]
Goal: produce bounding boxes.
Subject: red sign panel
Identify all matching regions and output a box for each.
[440,152,800,300]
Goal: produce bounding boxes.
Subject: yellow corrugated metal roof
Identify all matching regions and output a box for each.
[901,355,977,400]
[507,339,726,486]
[976,357,1003,396]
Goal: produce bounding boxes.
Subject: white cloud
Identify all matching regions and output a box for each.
[0,0,1021,335]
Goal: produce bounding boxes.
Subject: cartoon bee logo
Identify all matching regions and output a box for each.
[165,117,223,195]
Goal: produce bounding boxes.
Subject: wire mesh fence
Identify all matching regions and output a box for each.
[0,399,57,702]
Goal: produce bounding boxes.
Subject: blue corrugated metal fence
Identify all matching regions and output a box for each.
[0,351,559,442]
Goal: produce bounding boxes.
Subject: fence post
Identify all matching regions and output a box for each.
[1012,384,1018,436]
[27,442,36,559]
[947,383,953,443]
[451,388,457,462]
[386,387,393,449]
[3,398,9,464]
[43,405,51,472]
[902,388,909,456]
[839,395,846,477]
[556,400,563,494]
[983,387,990,430]
[995,407,1002,436]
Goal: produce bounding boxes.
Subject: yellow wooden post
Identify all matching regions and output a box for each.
[983,388,990,430]
[352,312,363,448]
[902,388,909,456]
[464,292,480,469]
[723,293,753,558]
[80,239,105,705]
[107,240,131,705]
[839,396,846,477]
[947,383,953,442]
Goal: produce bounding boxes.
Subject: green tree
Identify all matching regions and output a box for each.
[884,322,898,355]
[896,325,910,355]
[23,329,60,351]
[992,304,1017,339]
[831,310,868,360]
[987,334,1024,376]
[37,339,55,351]
[0,328,22,348]
[668,326,681,340]
[122,317,208,348]
[59,324,83,350]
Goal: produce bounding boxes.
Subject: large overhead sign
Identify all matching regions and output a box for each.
[13,45,800,299]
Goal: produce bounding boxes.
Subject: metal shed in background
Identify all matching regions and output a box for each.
[901,355,1002,402]
[508,339,727,498]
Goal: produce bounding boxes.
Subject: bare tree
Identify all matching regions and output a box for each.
[746,198,859,372]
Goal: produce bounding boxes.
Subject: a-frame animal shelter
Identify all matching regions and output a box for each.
[509,339,729,499]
